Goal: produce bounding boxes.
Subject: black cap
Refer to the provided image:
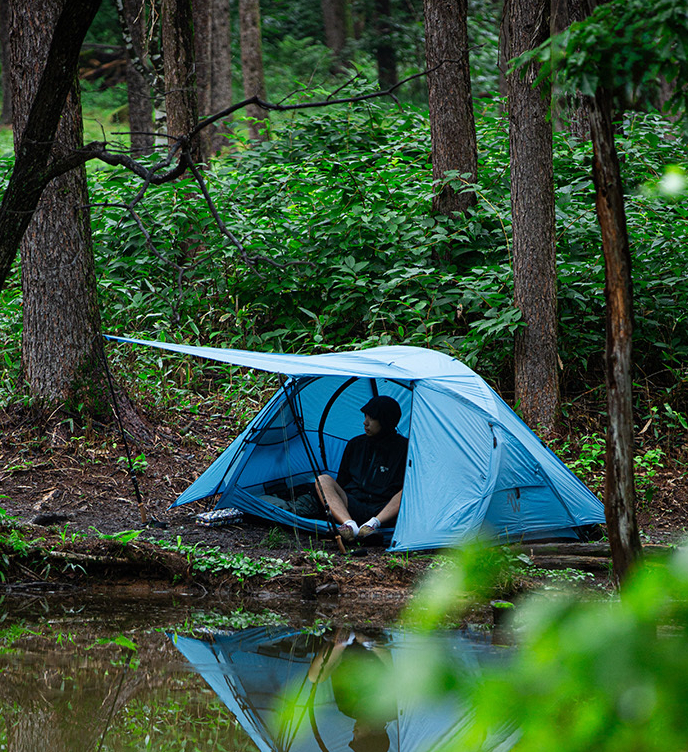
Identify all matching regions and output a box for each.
[360,396,402,431]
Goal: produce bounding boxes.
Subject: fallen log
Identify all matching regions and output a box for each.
[527,554,612,573]
[514,542,677,559]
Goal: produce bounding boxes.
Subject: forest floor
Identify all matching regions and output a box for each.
[2,401,688,627]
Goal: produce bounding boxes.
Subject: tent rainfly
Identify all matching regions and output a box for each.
[170,627,516,752]
[109,337,605,552]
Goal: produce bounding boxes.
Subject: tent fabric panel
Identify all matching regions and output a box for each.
[234,436,314,489]
[489,392,605,524]
[390,383,495,551]
[489,426,550,493]
[171,439,245,508]
[216,485,333,535]
[480,486,581,540]
[106,335,476,380]
[171,389,286,508]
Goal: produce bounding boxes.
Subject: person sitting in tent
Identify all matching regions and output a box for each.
[315,395,408,542]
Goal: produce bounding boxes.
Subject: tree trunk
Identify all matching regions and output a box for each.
[0,0,101,292]
[120,0,155,156]
[507,0,559,433]
[193,0,212,158]
[9,0,104,410]
[551,0,590,139]
[0,0,12,124]
[423,0,478,218]
[588,85,642,583]
[161,0,202,163]
[321,0,350,72]
[238,0,268,141]
[209,0,232,154]
[374,0,397,90]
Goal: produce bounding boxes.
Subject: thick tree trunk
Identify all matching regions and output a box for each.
[321,0,350,72]
[423,0,478,218]
[9,0,104,410]
[238,0,268,141]
[161,0,202,163]
[551,0,590,139]
[0,0,101,292]
[209,0,232,154]
[0,0,12,124]
[507,0,559,433]
[374,0,397,90]
[588,86,642,583]
[193,0,232,156]
[193,0,212,158]
[121,0,154,156]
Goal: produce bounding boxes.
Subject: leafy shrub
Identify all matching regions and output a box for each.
[381,543,688,752]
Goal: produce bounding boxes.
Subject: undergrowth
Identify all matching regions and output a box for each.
[154,536,293,582]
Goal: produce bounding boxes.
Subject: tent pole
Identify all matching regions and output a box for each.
[278,375,346,554]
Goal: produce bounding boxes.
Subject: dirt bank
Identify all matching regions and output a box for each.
[2,402,687,617]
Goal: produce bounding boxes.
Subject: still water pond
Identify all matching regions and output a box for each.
[0,594,512,752]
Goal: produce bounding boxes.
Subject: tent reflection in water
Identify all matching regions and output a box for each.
[170,627,515,752]
[109,337,605,551]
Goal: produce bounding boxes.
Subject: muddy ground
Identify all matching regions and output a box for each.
[2,401,688,625]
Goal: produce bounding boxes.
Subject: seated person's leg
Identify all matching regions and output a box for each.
[358,490,402,539]
[315,474,351,525]
[375,490,402,525]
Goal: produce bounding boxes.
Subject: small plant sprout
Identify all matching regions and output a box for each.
[305,548,336,572]
[117,453,148,474]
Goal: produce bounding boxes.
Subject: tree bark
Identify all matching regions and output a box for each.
[238,0,268,142]
[161,0,202,163]
[9,0,104,409]
[551,0,590,138]
[121,0,155,156]
[193,0,212,158]
[0,0,101,292]
[0,0,12,124]
[423,0,478,217]
[209,0,232,154]
[321,0,350,72]
[507,0,559,433]
[588,85,642,583]
[374,0,397,90]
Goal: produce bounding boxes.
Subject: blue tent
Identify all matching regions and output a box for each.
[110,337,605,551]
[170,627,516,752]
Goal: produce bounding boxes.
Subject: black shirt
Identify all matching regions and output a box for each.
[336,431,408,507]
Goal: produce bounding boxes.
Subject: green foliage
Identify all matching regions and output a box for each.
[383,544,688,752]
[554,435,667,501]
[1,73,687,431]
[117,452,148,474]
[93,633,139,652]
[0,276,22,401]
[304,547,336,571]
[83,100,688,405]
[88,527,144,544]
[513,0,688,117]
[260,525,290,549]
[155,537,293,581]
